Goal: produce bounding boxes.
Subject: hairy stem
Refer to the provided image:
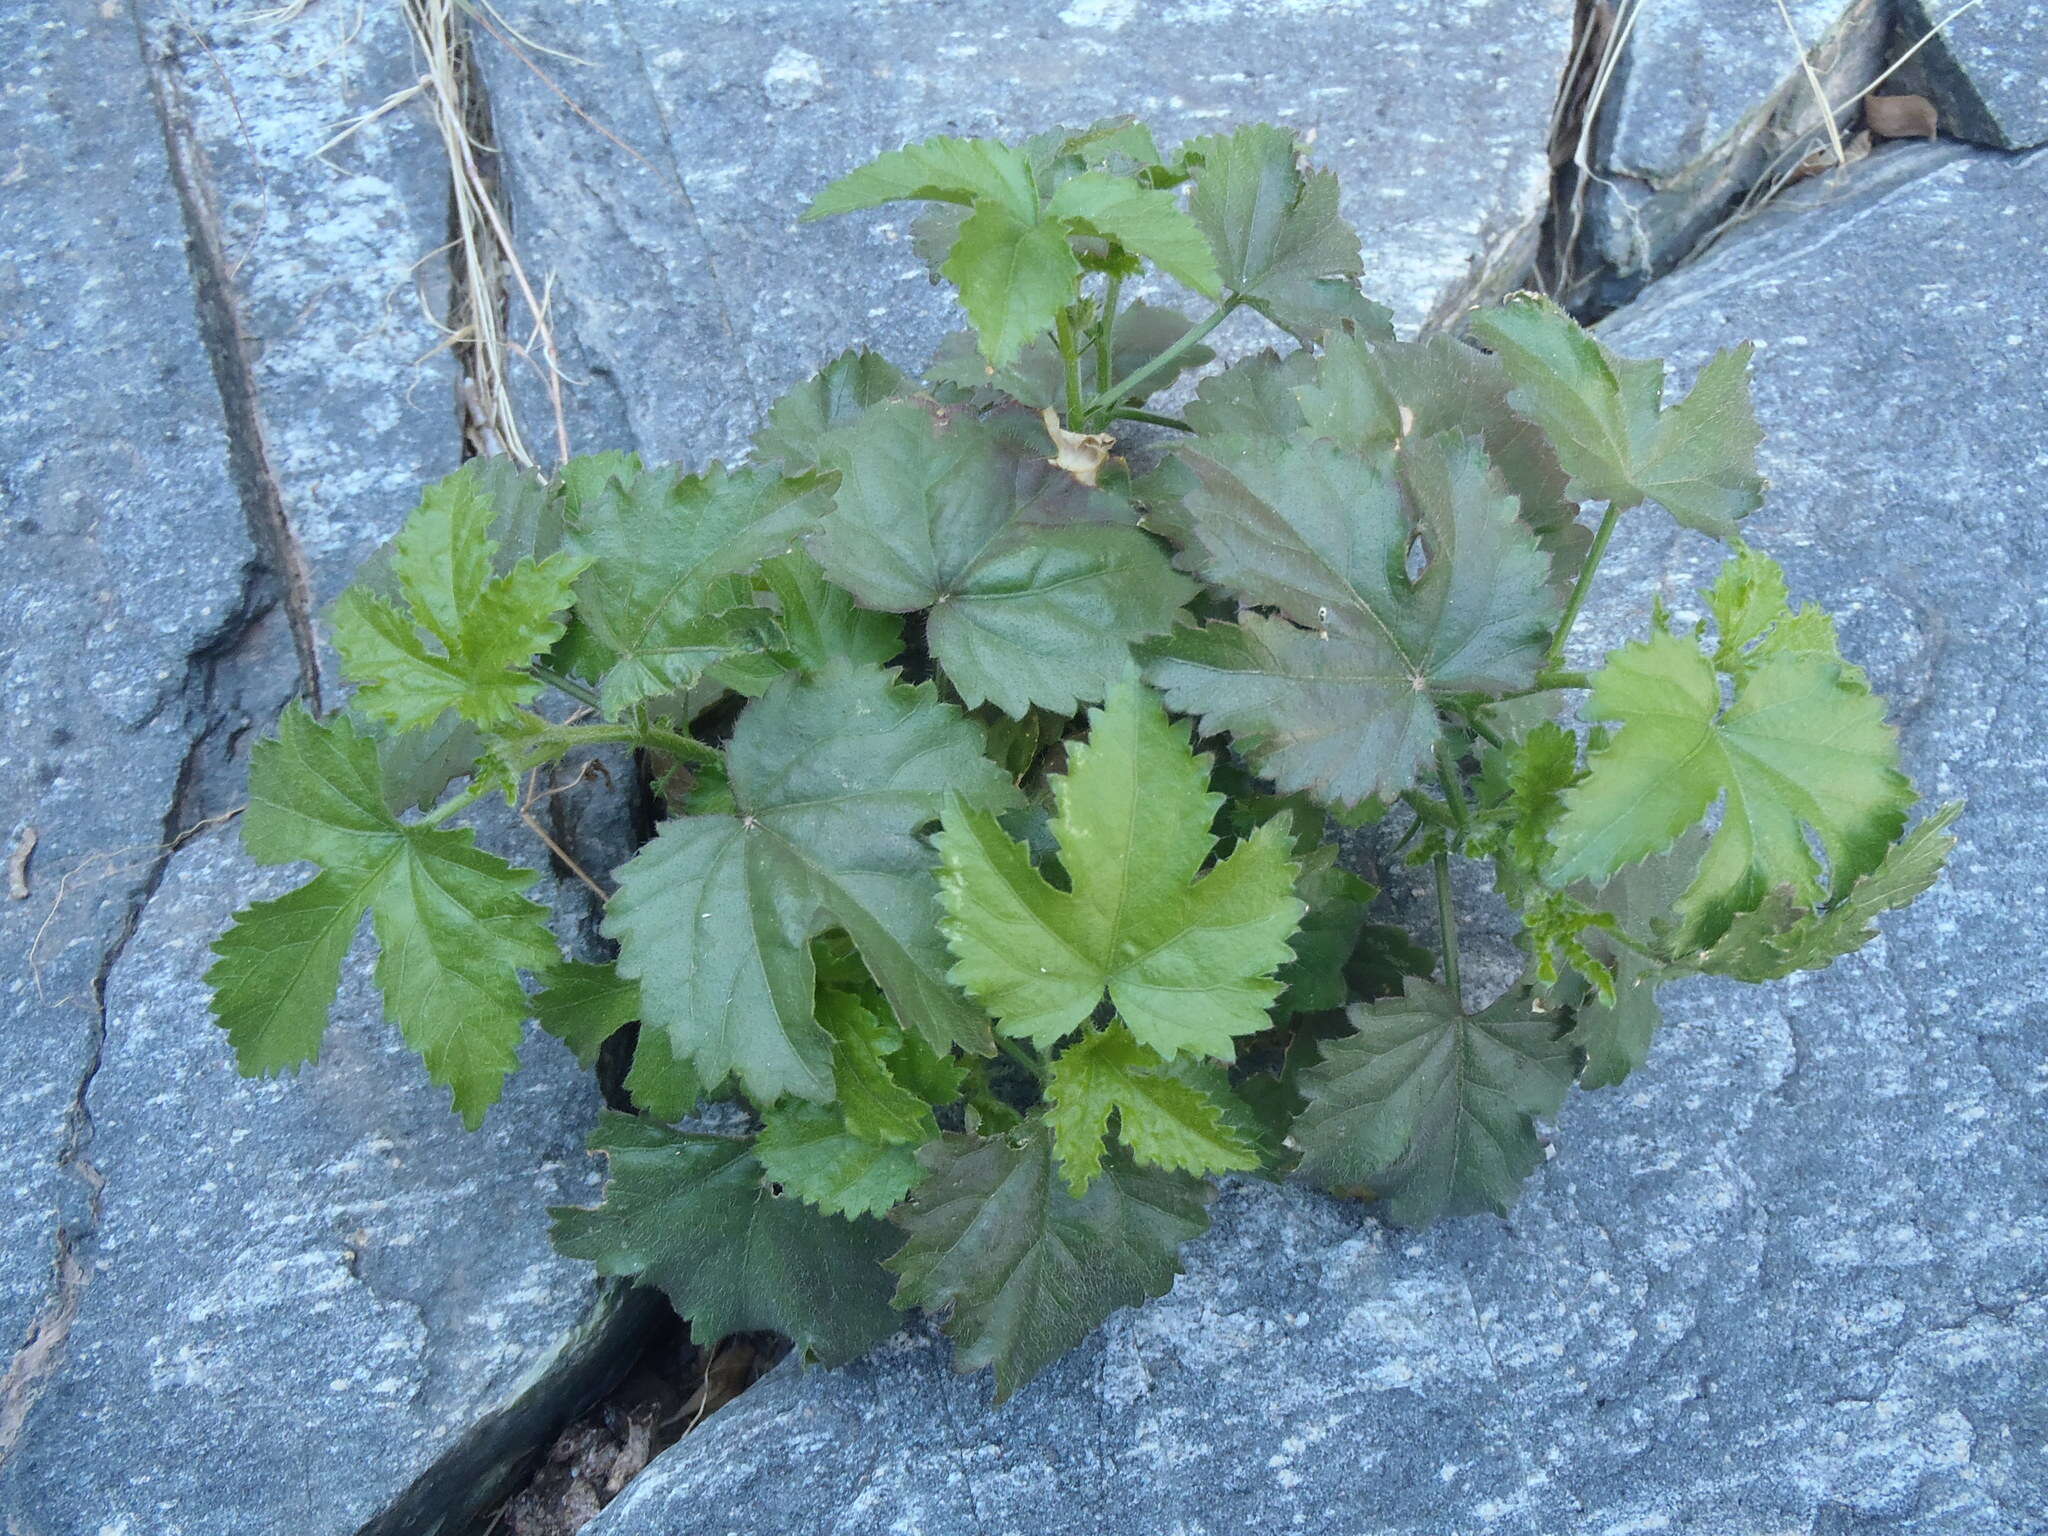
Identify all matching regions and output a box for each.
[1056,307,1085,428]
[531,662,605,713]
[419,777,492,828]
[1082,296,1238,423]
[1434,852,1462,1011]
[1095,270,1123,396]
[1434,739,1472,842]
[1546,501,1630,669]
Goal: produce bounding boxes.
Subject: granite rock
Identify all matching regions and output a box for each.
[0,827,635,1536]
[579,142,2048,1536]
[476,0,1575,466]
[0,2,253,1385]
[1900,0,2048,150]
[1574,0,1887,303]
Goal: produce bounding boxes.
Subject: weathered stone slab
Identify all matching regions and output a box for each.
[0,2,252,1384]
[138,0,462,653]
[1575,0,1887,302]
[478,0,1575,466]
[1901,0,2048,150]
[581,142,2048,1535]
[0,827,633,1536]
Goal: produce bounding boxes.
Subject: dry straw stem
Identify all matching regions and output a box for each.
[1690,0,1987,260]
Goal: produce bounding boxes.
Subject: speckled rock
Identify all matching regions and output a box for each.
[0,827,636,1536]
[579,142,2048,1536]
[1901,0,2048,150]
[476,0,1576,466]
[138,0,461,646]
[1574,0,1887,303]
[0,2,252,1379]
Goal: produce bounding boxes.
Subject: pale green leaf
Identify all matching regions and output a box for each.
[1470,293,1764,538]
[1045,1023,1261,1194]
[936,678,1304,1058]
[756,1101,927,1219]
[806,135,1039,223]
[941,203,1082,368]
[208,706,555,1126]
[1047,171,1220,297]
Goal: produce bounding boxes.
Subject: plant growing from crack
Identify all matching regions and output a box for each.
[206,119,1959,1402]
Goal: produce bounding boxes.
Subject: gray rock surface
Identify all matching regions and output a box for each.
[477,0,1576,466]
[580,141,2048,1536]
[138,0,462,661]
[0,1,252,1387]
[2,7,640,1531]
[0,830,632,1536]
[1901,0,2048,150]
[1575,0,1887,301]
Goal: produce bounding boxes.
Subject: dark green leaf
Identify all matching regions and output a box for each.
[754,349,910,471]
[813,404,1194,716]
[1293,979,1575,1225]
[886,1121,1212,1401]
[552,1113,900,1365]
[606,662,1019,1104]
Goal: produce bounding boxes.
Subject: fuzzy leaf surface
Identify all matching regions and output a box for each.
[806,134,1039,223]
[753,348,910,471]
[1046,172,1220,296]
[332,472,584,731]
[813,404,1193,716]
[942,204,1081,368]
[886,1121,1212,1401]
[552,1113,899,1365]
[606,663,1019,1104]
[1145,433,1558,804]
[1548,620,1913,949]
[937,679,1303,1058]
[1045,1023,1261,1194]
[1471,294,1763,538]
[1698,801,1961,982]
[1293,979,1575,1225]
[755,1101,927,1219]
[535,960,702,1119]
[1183,123,1386,340]
[207,707,554,1127]
[564,460,823,712]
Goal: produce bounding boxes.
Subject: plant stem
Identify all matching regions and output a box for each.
[997,1035,1048,1086]
[419,778,491,828]
[1109,407,1191,432]
[1434,739,1472,841]
[1546,500,1630,669]
[1459,707,1506,750]
[531,661,605,713]
[1056,307,1085,428]
[1081,296,1238,424]
[514,719,724,771]
[1095,271,1123,396]
[1434,852,1462,1011]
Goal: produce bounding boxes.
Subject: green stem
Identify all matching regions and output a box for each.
[1081,297,1238,423]
[1055,307,1085,428]
[419,778,491,828]
[1095,270,1123,396]
[1546,501,1630,669]
[513,720,724,772]
[1109,407,1192,432]
[1434,739,1472,842]
[1434,852,1462,1011]
[531,662,605,713]
[1459,707,1506,750]
[997,1035,1048,1086]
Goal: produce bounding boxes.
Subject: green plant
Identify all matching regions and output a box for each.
[207,119,1959,1402]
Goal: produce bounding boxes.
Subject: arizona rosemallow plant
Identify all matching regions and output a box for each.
[207,119,1959,1400]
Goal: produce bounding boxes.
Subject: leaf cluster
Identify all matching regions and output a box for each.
[207,121,1957,1400]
